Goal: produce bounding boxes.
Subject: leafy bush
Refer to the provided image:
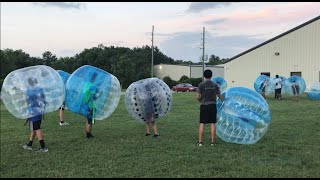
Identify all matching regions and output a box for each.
[185,78,202,87]
[179,75,189,83]
[163,76,178,89]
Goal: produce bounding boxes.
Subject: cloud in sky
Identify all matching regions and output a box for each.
[159,31,266,61]
[187,2,235,13]
[33,2,85,10]
[1,2,319,61]
[204,18,228,25]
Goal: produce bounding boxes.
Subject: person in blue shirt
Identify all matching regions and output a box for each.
[23,77,48,153]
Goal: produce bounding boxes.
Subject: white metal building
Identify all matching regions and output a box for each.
[154,64,224,81]
[223,15,320,90]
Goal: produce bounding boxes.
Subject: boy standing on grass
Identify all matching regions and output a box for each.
[196,69,224,146]
[260,79,269,99]
[292,80,300,102]
[23,77,48,153]
[81,72,100,139]
[59,103,69,126]
[144,84,159,138]
[275,75,282,100]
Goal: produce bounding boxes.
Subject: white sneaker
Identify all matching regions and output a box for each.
[37,147,48,153]
[22,145,33,150]
[60,122,69,126]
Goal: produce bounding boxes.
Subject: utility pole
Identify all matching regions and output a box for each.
[200,27,205,82]
[151,25,154,77]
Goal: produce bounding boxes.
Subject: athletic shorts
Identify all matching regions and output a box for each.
[87,117,93,125]
[275,88,281,94]
[200,104,217,124]
[29,120,42,131]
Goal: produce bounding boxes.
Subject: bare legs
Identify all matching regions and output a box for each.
[198,123,205,143]
[59,108,64,123]
[145,113,158,136]
[86,122,92,134]
[198,123,216,143]
[210,123,216,143]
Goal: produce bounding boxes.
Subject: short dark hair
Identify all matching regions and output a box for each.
[204,69,212,78]
[28,77,37,86]
[276,75,279,78]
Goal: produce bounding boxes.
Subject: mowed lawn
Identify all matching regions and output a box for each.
[1,92,320,178]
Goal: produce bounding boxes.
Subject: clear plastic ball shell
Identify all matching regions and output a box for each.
[56,70,71,85]
[307,82,320,100]
[216,87,271,144]
[1,65,65,119]
[125,78,173,123]
[65,65,121,120]
[309,82,320,91]
[283,75,306,96]
[307,91,320,100]
[254,75,274,95]
[211,76,227,92]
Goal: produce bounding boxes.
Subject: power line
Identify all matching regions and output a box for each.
[200,27,205,82]
[151,25,154,78]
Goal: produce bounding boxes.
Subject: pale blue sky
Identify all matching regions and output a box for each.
[1,2,320,62]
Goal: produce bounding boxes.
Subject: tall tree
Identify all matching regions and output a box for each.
[42,51,57,66]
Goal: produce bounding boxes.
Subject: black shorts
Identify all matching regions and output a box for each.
[200,104,217,124]
[275,88,281,94]
[87,117,93,125]
[29,120,42,131]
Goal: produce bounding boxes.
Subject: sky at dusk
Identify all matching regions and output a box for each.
[1,2,320,62]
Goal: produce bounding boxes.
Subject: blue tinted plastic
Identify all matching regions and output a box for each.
[307,91,320,100]
[65,65,121,120]
[216,87,271,144]
[56,70,70,85]
[283,76,306,95]
[211,76,227,92]
[307,82,320,100]
[254,75,273,95]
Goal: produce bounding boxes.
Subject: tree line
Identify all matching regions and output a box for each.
[0,44,226,88]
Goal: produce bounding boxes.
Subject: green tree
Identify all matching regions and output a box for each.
[208,54,223,65]
[163,76,177,89]
[42,51,57,66]
[179,75,189,83]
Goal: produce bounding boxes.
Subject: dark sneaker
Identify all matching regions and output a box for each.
[22,145,33,151]
[37,147,48,153]
[153,134,159,138]
[197,141,203,146]
[145,133,151,136]
[86,133,94,139]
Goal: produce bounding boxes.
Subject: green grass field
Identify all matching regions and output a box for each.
[1,92,320,178]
